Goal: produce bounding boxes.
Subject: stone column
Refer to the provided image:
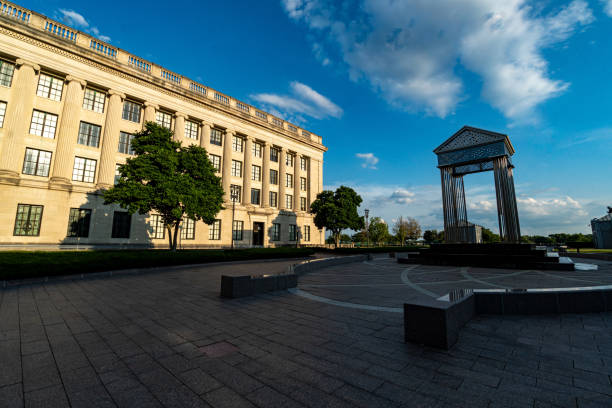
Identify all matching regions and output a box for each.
[0,59,40,182]
[143,101,158,125]
[293,153,300,211]
[200,121,211,151]
[261,142,270,207]
[221,129,234,202]
[50,75,87,186]
[174,112,186,143]
[278,147,286,210]
[493,156,521,243]
[243,136,253,205]
[308,158,317,210]
[97,90,125,188]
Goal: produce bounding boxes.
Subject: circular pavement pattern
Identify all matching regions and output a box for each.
[295,256,612,311]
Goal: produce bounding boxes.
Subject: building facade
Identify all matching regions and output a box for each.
[591,213,612,249]
[0,2,326,248]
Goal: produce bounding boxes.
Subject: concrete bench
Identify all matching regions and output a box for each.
[220,273,297,298]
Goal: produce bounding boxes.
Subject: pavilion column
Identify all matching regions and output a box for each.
[143,102,157,125]
[293,154,300,211]
[50,75,87,186]
[278,147,286,210]
[221,128,234,202]
[440,166,467,243]
[493,156,521,242]
[97,90,125,188]
[243,136,253,205]
[174,112,186,143]
[0,59,40,182]
[261,142,270,207]
[200,121,211,151]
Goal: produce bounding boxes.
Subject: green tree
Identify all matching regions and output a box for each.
[423,229,438,243]
[310,186,364,247]
[393,216,421,245]
[104,122,224,250]
[368,217,390,244]
[481,227,501,243]
[351,230,367,243]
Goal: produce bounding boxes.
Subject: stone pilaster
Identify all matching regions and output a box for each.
[174,112,186,143]
[261,142,270,207]
[0,59,40,182]
[50,75,87,186]
[97,90,125,188]
[221,128,234,202]
[200,121,211,152]
[243,136,253,205]
[143,101,158,125]
[293,153,300,211]
[279,147,286,210]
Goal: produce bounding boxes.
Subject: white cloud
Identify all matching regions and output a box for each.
[390,188,415,204]
[251,81,342,121]
[355,153,379,169]
[57,9,111,43]
[603,0,612,16]
[281,0,593,120]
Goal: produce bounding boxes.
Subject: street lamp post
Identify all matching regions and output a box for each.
[365,209,370,247]
[231,192,238,250]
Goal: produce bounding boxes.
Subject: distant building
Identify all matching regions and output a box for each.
[591,213,612,249]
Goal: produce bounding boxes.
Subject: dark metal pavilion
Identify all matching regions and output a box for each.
[434,126,521,243]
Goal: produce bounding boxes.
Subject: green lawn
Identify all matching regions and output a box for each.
[0,247,315,281]
[565,248,612,253]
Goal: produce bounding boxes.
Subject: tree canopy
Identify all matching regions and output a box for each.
[310,186,364,247]
[368,217,390,244]
[393,216,421,245]
[103,122,224,250]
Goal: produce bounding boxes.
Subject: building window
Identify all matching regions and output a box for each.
[36,74,63,101]
[286,153,294,167]
[83,88,106,113]
[286,194,293,210]
[22,148,52,177]
[232,135,244,152]
[209,154,221,172]
[150,214,165,239]
[156,111,172,129]
[67,208,92,238]
[0,60,15,87]
[269,191,278,208]
[252,142,262,158]
[270,147,279,162]
[251,165,261,181]
[232,220,243,240]
[111,211,131,238]
[118,132,135,155]
[230,185,242,203]
[181,217,195,240]
[271,223,280,241]
[300,197,307,212]
[289,224,297,241]
[286,174,293,188]
[114,164,122,185]
[72,157,97,183]
[251,188,261,205]
[77,122,101,147]
[231,160,242,177]
[210,128,223,146]
[13,204,43,236]
[30,110,58,138]
[300,157,308,171]
[185,120,198,140]
[300,177,307,191]
[209,219,221,240]
[270,169,278,185]
[304,226,310,241]
[0,101,6,127]
[122,100,141,123]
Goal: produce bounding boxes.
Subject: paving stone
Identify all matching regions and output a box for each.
[0,383,23,408]
[204,386,255,408]
[25,385,70,408]
[179,368,223,395]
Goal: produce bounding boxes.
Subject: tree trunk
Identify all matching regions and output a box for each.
[334,231,340,248]
[172,223,180,251]
[166,224,174,250]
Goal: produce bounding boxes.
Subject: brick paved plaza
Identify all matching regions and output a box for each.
[1,256,612,407]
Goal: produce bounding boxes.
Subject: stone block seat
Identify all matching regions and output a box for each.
[398,243,574,271]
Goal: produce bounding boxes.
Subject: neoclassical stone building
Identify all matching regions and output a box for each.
[0,2,326,248]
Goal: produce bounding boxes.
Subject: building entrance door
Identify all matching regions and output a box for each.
[252,222,264,246]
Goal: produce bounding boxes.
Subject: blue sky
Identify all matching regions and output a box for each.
[24,0,612,234]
